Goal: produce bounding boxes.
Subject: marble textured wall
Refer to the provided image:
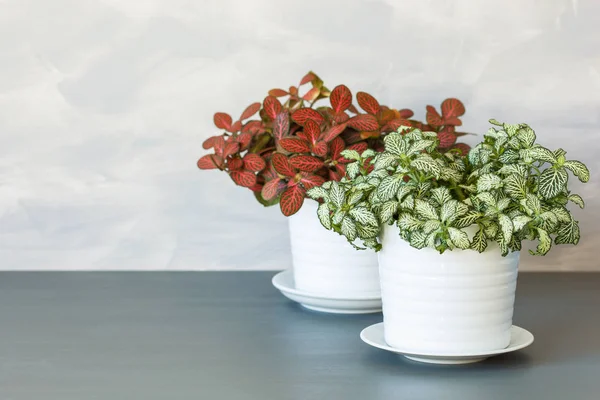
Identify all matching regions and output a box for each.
[0,0,598,270]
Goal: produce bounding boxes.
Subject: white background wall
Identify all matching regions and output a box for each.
[0,0,598,270]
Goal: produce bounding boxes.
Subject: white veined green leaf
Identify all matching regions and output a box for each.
[423,219,441,234]
[471,228,488,253]
[415,199,438,220]
[520,146,557,164]
[503,123,519,136]
[524,193,541,214]
[448,227,470,249]
[538,211,559,231]
[384,133,407,156]
[459,184,477,193]
[400,194,415,210]
[477,173,503,192]
[408,231,427,249]
[498,213,513,242]
[440,167,463,182]
[373,153,398,170]
[404,129,424,141]
[431,187,452,206]
[554,219,580,245]
[516,126,536,148]
[477,192,497,207]
[568,193,585,209]
[341,217,358,242]
[408,139,435,155]
[552,207,571,223]
[346,162,361,179]
[440,200,457,223]
[563,160,590,183]
[340,149,360,161]
[497,198,511,212]
[494,136,508,152]
[468,147,481,165]
[454,211,482,228]
[498,149,519,164]
[396,185,414,202]
[379,201,398,224]
[508,234,522,252]
[356,222,380,239]
[479,148,492,165]
[484,221,499,239]
[422,130,438,139]
[330,181,345,207]
[362,238,381,250]
[410,154,441,177]
[348,190,364,205]
[503,174,527,199]
[485,127,501,139]
[361,149,377,159]
[349,207,379,227]
[354,182,373,191]
[554,148,567,159]
[377,174,404,201]
[538,168,568,199]
[498,164,527,177]
[321,181,332,190]
[512,215,532,231]
[332,209,347,225]
[507,136,521,150]
[531,228,552,256]
[426,231,438,248]
[497,235,510,256]
[317,202,332,230]
[307,187,329,201]
[398,213,424,231]
[416,181,432,195]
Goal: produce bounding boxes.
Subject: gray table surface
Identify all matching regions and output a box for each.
[0,272,599,400]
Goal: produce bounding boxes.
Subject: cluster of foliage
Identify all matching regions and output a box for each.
[198,71,470,216]
[308,121,589,255]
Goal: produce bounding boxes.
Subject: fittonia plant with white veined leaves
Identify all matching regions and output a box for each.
[307,120,590,255]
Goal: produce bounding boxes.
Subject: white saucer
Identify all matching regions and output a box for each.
[272,270,382,314]
[360,323,534,364]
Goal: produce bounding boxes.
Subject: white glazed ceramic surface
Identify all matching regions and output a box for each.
[272,270,382,314]
[360,323,534,364]
[378,224,520,354]
[288,200,380,298]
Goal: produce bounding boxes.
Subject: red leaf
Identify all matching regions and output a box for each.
[348,104,359,114]
[359,131,381,140]
[300,72,316,85]
[273,112,290,139]
[332,111,349,124]
[229,120,242,133]
[443,116,462,126]
[356,92,381,115]
[289,155,325,172]
[441,98,466,118]
[329,137,345,160]
[222,142,240,158]
[242,120,265,135]
[235,132,252,150]
[426,105,443,127]
[303,119,321,144]
[213,136,225,154]
[197,154,224,170]
[347,114,379,131]
[280,186,305,216]
[240,102,261,120]
[230,170,257,188]
[330,85,352,113]
[382,118,413,133]
[342,130,363,144]
[263,96,282,119]
[322,123,347,143]
[437,131,457,148]
[268,89,289,97]
[262,178,286,200]
[451,143,471,156]
[399,109,414,118]
[227,157,244,171]
[291,108,324,125]
[271,153,296,177]
[302,87,320,102]
[279,137,311,153]
[213,113,232,130]
[243,153,267,172]
[335,163,346,176]
[328,169,343,182]
[261,161,279,180]
[249,183,263,193]
[312,141,328,157]
[288,86,298,96]
[299,172,325,190]
[347,142,368,154]
[202,135,220,150]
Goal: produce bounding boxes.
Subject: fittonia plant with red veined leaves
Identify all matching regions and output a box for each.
[198,71,471,216]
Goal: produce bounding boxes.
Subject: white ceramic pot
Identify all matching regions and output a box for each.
[378,224,520,353]
[288,200,380,298]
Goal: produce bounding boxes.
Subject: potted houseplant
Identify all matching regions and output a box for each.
[198,71,469,309]
[308,120,588,350]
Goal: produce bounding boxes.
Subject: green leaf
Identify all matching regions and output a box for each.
[361,149,377,159]
[440,200,457,223]
[341,217,357,241]
[555,219,580,245]
[408,139,435,155]
[539,211,559,231]
[347,190,363,205]
[384,133,407,156]
[498,213,513,242]
[524,193,541,214]
[340,149,360,161]
[346,162,360,179]
[332,209,347,225]
[398,213,424,231]
[503,174,527,199]
[396,185,414,202]
[448,227,470,249]
[520,146,557,164]
[477,192,497,207]
[373,153,398,170]
[307,187,329,200]
[499,149,519,164]
[552,207,572,223]
[329,181,345,207]
[512,215,532,231]
[516,126,536,147]
[477,173,502,192]
[484,221,499,238]
[454,211,482,228]
[317,202,331,230]
[408,231,427,249]
[563,160,590,183]
[379,201,398,224]
[400,194,415,210]
[531,228,552,255]
[356,222,380,239]
[471,228,488,253]
[538,168,568,199]
[423,219,441,234]
[410,154,441,177]
[498,164,527,177]
[568,193,585,209]
[377,174,404,202]
[349,207,378,227]
[415,199,438,220]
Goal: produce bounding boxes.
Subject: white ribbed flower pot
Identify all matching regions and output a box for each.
[288,200,380,298]
[378,224,520,353]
